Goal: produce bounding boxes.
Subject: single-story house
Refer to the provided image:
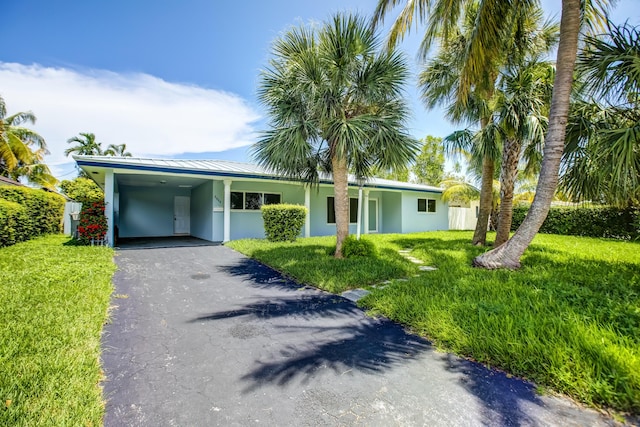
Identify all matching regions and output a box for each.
[74,156,449,246]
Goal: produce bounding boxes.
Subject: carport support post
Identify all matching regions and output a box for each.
[304,186,310,238]
[104,170,114,246]
[223,179,232,242]
[363,189,370,235]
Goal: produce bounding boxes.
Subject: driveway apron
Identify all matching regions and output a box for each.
[102,245,615,426]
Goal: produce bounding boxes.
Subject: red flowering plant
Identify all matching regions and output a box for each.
[77,201,108,245]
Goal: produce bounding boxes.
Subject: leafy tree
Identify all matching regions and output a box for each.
[59,177,103,204]
[0,95,56,188]
[560,21,640,207]
[413,135,445,185]
[254,13,419,257]
[371,165,410,182]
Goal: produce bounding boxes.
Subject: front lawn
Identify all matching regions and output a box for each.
[227,231,640,416]
[0,235,115,426]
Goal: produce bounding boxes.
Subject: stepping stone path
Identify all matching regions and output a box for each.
[341,248,438,302]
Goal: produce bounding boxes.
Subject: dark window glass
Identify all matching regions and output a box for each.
[328,196,359,223]
[327,197,336,223]
[418,198,427,212]
[349,198,358,223]
[428,199,436,213]
[475,206,479,218]
[230,192,243,210]
[264,193,281,205]
[245,192,262,210]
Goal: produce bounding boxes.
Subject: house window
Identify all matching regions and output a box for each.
[418,198,436,213]
[327,197,359,224]
[230,191,281,210]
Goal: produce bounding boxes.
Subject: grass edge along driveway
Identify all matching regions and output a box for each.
[227,231,640,419]
[0,234,115,427]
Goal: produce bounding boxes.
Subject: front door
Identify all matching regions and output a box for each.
[174,196,190,235]
[368,199,378,233]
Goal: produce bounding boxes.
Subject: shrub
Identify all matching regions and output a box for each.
[59,177,103,204]
[341,235,378,258]
[78,201,108,245]
[261,204,307,242]
[0,200,30,247]
[511,205,640,240]
[0,187,65,247]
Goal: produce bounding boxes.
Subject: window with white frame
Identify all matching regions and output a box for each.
[230,191,281,210]
[327,197,358,223]
[418,198,436,213]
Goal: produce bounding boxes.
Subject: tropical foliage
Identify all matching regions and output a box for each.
[561,21,640,207]
[59,177,103,204]
[254,13,419,257]
[0,96,56,187]
[412,135,445,185]
[64,133,104,157]
[261,204,307,242]
[77,201,108,245]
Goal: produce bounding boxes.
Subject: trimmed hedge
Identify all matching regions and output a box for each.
[0,187,65,247]
[261,204,307,242]
[511,205,640,240]
[342,235,378,258]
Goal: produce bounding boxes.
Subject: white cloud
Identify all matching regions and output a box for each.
[0,62,261,177]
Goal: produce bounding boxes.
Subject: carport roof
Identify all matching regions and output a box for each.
[74,155,443,194]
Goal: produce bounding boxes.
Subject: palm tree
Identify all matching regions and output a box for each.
[254,13,419,258]
[65,132,104,157]
[374,0,613,268]
[104,143,133,157]
[415,3,556,246]
[493,59,554,246]
[0,95,55,187]
[560,21,640,207]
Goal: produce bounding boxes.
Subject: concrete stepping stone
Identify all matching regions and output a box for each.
[419,266,437,271]
[341,288,371,302]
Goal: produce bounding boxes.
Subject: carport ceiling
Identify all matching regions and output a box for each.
[115,173,209,189]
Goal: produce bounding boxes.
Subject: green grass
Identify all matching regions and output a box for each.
[0,235,115,426]
[228,231,640,415]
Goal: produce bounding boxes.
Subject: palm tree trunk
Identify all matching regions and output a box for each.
[472,114,495,246]
[494,139,521,246]
[332,155,350,258]
[473,0,580,269]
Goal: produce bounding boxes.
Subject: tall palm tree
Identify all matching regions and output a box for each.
[104,143,133,157]
[414,2,556,246]
[474,0,613,268]
[0,95,55,187]
[374,0,613,268]
[560,21,640,207]
[493,59,554,246]
[65,132,104,157]
[254,13,419,258]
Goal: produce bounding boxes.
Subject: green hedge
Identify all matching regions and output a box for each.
[342,235,378,258]
[261,204,307,242]
[0,200,30,247]
[511,205,640,240]
[0,187,66,247]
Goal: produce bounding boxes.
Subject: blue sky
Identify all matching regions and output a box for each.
[1,0,638,180]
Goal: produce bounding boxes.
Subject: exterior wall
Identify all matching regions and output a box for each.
[118,186,191,238]
[381,192,402,233]
[191,181,213,241]
[401,191,449,233]
[228,180,305,240]
[63,201,83,236]
[309,185,369,237]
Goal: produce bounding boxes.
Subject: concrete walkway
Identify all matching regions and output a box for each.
[102,245,617,426]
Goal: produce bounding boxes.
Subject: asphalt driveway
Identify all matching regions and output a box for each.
[102,245,615,426]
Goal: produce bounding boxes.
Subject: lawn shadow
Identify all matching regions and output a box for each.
[217,255,313,291]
